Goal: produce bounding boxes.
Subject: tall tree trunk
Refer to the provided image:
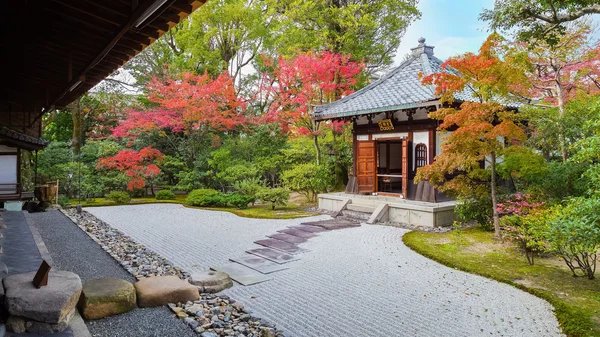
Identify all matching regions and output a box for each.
[555,75,568,162]
[490,151,501,239]
[71,99,82,155]
[314,135,321,166]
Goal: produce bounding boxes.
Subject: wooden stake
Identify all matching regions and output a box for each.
[33,260,51,288]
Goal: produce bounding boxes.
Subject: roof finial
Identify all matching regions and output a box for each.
[418,37,426,45]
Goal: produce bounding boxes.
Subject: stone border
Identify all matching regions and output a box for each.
[24,211,54,265]
[60,208,284,337]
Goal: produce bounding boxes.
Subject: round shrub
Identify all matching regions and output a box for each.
[227,193,253,209]
[107,191,131,204]
[156,190,176,200]
[186,189,220,206]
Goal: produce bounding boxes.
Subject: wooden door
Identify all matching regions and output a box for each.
[402,138,409,198]
[356,140,376,193]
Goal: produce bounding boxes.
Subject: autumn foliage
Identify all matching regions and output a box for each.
[261,52,364,135]
[418,34,527,238]
[97,147,164,190]
[113,72,247,142]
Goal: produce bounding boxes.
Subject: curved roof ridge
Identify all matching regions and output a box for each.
[313,55,419,113]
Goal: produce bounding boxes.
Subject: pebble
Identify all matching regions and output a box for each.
[62,208,286,337]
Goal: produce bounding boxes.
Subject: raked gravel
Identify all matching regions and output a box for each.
[88,204,564,337]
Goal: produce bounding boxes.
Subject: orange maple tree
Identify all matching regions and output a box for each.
[417,34,527,238]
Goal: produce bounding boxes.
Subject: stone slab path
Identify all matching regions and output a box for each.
[88,204,564,337]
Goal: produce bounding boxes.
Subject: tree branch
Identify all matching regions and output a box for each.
[523,5,600,24]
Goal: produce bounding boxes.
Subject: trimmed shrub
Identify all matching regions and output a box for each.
[107,191,131,204]
[232,178,264,206]
[455,196,493,230]
[156,190,176,200]
[547,197,600,280]
[202,193,229,207]
[227,193,253,209]
[58,195,70,208]
[257,187,290,210]
[186,189,220,206]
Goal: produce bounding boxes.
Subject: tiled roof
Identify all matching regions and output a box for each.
[313,38,472,120]
[0,127,48,149]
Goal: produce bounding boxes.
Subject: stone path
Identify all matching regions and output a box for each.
[88,204,564,337]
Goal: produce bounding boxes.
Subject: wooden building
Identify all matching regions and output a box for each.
[313,38,461,226]
[0,0,204,203]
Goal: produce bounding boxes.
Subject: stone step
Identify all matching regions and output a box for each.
[277,228,317,239]
[346,203,377,213]
[340,209,371,221]
[254,239,308,255]
[268,233,307,244]
[229,255,289,274]
[246,248,299,264]
[210,262,271,286]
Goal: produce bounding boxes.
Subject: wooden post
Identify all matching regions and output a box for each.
[56,179,59,204]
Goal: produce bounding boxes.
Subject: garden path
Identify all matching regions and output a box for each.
[87,204,564,337]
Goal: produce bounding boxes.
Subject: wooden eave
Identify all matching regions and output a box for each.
[0,0,205,128]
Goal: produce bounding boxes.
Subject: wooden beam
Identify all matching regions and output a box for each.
[52,0,123,26]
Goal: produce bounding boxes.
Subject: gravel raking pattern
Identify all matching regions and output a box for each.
[84,204,564,337]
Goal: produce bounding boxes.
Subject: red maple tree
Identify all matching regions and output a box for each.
[97,146,164,191]
[260,51,364,162]
[113,72,247,142]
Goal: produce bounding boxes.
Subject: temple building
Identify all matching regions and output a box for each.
[313,38,461,227]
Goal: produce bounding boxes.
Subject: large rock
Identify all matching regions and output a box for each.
[135,276,199,308]
[78,278,137,320]
[3,271,82,324]
[189,271,232,293]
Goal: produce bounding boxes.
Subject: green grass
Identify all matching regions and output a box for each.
[403,227,600,337]
[68,194,315,220]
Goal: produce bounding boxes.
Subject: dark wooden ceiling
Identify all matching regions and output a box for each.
[0,0,204,129]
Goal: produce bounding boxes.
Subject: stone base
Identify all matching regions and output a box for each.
[135,276,199,308]
[189,271,232,293]
[79,278,137,320]
[7,308,75,334]
[4,271,82,324]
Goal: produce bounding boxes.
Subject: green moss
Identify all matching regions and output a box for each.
[403,227,600,337]
[70,194,314,219]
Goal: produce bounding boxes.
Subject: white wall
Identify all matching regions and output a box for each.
[436,131,452,156]
[0,154,18,194]
[413,131,429,170]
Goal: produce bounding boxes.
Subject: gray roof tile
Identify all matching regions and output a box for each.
[313,39,476,120]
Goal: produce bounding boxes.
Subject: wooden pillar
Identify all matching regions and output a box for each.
[428,128,436,164]
[407,131,414,176]
[401,138,409,199]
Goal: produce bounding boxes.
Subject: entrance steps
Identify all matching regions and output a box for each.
[338,202,388,224]
[346,203,377,213]
[340,209,371,221]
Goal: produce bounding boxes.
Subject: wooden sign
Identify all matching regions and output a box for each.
[32,260,51,289]
[377,119,394,131]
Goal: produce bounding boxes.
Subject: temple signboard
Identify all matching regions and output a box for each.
[377,119,394,131]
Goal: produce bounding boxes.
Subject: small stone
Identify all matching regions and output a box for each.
[176,311,189,319]
[184,317,199,329]
[239,314,251,322]
[185,304,203,315]
[231,302,244,312]
[200,332,218,337]
[6,316,26,333]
